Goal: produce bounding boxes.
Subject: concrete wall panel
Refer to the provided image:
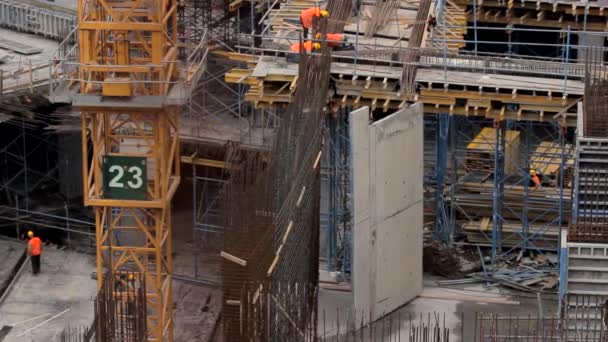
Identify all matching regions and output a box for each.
[350,106,371,320]
[351,104,423,323]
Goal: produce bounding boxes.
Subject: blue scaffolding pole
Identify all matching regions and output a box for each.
[557,123,568,308]
[321,110,352,274]
[492,121,506,264]
[434,113,453,244]
[521,121,531,251]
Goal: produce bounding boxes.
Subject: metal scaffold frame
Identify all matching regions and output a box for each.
[321,108,352,274]
[226,0,603,282]
[430,116,572,265]
[0,112,96,244]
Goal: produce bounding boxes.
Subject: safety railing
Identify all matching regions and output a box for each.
[183,29,209,89]
[0,60,50,95]
[249,37,599,83]
[49,25,78,102]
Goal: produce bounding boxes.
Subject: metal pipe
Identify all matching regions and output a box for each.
[0,215,95,236]
[472,0,478,55]
[564,25,571,94]
[192,159,198,278]
[0,206,95,226]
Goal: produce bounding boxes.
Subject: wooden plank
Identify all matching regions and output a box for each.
[220,251,247,267]
[0,38,42,55]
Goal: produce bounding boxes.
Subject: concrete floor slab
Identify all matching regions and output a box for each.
[170,201,222,342]
[0,248,96,342]
[317,275,560,342]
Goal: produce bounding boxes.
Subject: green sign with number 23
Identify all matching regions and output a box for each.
[102,156,147,200]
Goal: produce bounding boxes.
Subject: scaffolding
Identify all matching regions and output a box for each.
[0,95,95,246]
[321,108,352,274]
[430,118,573,260]
[226,0,608,270]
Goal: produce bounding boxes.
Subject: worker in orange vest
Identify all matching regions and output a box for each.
[530,169,541,189]
[288,41,321,62]
[315,33,353,50]
[300,7,329,37]
[27,230,42,274]
[290,41,321,53]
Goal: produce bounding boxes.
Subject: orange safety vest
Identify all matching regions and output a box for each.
[324,33,344,47]
[28,237,42,256]
[290,41,314,53]
[532,175,541,188]
[300,7,322,28]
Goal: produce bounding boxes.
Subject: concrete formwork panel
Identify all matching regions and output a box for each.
[350,104,424,324]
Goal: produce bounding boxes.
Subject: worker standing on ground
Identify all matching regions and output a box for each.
[27,231,42,275]
[300,7,329,38]
[288,41,321,62]
[530,169,542,189]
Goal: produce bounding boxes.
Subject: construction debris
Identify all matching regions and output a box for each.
[423,241,481,278]
[438,251,559,293]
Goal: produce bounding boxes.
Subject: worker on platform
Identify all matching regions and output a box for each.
[27,230,42,275]
[530,169,542,189]
[315,33,354,50]
[288,41,321,63]
[300,7,329,38]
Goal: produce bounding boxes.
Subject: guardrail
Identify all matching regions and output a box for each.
[0,59,50,95]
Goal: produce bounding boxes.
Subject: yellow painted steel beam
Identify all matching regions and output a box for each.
[79,22,163,31]
[180,155,234,169]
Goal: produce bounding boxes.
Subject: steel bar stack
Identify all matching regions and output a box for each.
[584,47,608,139]
[325,0,351,32]
[400,0,432,97]
[364,0,399,37]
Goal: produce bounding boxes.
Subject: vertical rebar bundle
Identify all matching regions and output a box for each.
[364,0,399,37]
[584,47,608,138]
[400,0,432,97]
[94,272,147,342]
[58,326,93,342]
[325,0,352,32]
[219,19,333,342]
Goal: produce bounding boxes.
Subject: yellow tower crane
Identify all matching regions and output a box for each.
[48,0,207,340]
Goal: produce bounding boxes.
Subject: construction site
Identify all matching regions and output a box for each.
[1,0,608,340]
